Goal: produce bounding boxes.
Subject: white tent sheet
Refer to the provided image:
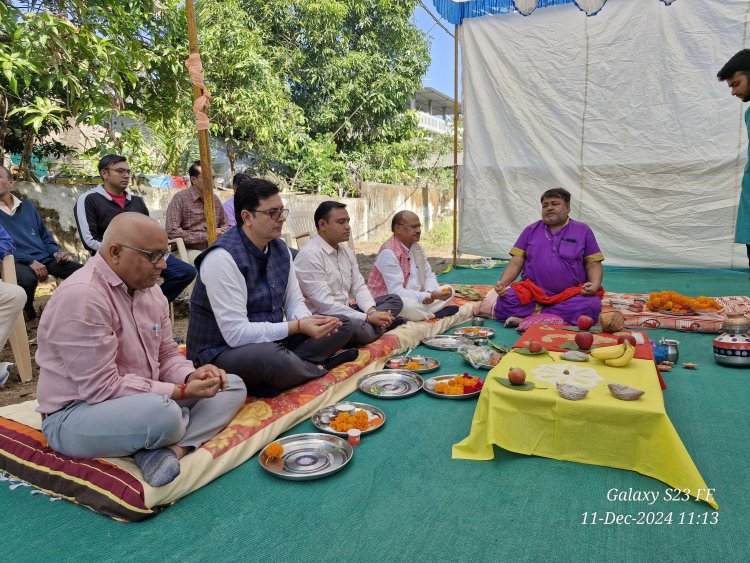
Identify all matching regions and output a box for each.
[459,0,750,268]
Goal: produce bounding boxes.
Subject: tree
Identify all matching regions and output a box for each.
[240,0,430,153]
[2,1,432,191]
[0,1,187,178]
[195,0,305,176]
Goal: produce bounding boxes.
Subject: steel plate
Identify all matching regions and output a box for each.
[357,370,424,398]
[421,334,473,351]
[311,402,386,436]
[422,374,483,399]
[259,433,353,481]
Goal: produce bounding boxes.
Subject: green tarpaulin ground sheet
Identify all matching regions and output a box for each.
[2,266,748,562]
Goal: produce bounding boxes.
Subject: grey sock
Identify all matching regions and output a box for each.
[134,448,181,487]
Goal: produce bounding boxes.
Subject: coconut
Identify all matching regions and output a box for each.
[599,309,625,333]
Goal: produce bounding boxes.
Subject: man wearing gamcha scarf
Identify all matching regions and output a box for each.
[367,210,458,321]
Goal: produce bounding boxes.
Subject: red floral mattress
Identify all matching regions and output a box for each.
[0,296,476,521]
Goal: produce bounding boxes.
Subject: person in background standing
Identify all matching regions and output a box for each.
[718,49,750,276]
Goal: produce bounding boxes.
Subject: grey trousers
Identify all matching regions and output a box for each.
[214,316,354,392]
[349,293,403,346]
[41,374,247,459]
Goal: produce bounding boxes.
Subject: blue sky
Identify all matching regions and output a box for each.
[414,3,461,98]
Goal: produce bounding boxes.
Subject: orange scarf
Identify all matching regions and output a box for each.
[511,278,604,305]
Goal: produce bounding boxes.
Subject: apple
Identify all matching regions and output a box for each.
[507,367,526,385]
[617,334,637,346]
[577,315,595,331]
[575,331,594,350]
[528,339,542,353]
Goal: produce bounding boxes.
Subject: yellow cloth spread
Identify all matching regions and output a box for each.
[452,351,718,509]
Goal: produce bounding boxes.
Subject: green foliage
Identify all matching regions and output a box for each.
[239,0,430,153]
[1,0,435,191]
[0,0,188,177]
[196,0,306,173]
[290,135,349,196]
[422,216,454,248]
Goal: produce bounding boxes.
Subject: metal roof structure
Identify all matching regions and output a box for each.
[409,87,462,117]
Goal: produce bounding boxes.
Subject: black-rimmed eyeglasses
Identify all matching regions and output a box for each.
[253,207,290,221]
[118,244,170,264]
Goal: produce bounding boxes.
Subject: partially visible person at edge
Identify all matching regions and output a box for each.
[165,160,231,263]
[0,223,27,357]
[492,187,604,326]
[295,200,403,346]
[222,172,248,228]
[0,165,82,323]
[367,210,458,321]
[718,49,750,277]
[74,154,196,302]
[187,177,357,396]
[35,213,246,488]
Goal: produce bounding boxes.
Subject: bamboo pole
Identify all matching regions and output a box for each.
[452,24,459,267]
[185,0,217,245]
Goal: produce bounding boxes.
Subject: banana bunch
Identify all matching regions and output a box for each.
[590,341,635,367]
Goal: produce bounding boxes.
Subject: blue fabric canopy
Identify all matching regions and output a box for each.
[431,0,676,24]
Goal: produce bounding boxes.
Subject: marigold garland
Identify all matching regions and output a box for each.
[645,291,721,313]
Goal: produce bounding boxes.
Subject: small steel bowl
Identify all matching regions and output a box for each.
[386,356,406,369]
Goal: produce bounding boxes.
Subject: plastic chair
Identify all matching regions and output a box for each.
[0,255,33,383]
[285,210,356,252]
[286,210,315,249]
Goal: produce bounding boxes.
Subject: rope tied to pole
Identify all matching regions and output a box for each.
[185,52,211,130]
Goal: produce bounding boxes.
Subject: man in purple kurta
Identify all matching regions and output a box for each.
[493,188,604,326]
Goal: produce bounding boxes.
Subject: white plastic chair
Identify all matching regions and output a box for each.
[286,210,315,249]
[285,210,355,251]
[1,255,33,383]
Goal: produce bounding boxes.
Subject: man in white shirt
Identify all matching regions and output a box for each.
[367,210,457,321]
[295,201,403,346]
[187,178,357,394]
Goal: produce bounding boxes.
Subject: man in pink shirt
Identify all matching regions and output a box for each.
[36,212,246,487]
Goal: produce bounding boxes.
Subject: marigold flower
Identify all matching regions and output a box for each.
[266,442,284,459]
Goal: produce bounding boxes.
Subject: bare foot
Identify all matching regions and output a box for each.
[504,316,523,328]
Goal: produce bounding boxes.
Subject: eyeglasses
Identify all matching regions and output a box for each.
[118,244,170,264]
[253,207,290,221]
[107,167,131,176]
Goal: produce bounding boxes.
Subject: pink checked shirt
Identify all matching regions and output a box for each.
[35,254,195,414]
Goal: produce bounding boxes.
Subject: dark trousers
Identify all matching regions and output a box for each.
[349,293,404,346]
[15,258,82,316]
[213,316,353,394]
[160,254,196,302]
